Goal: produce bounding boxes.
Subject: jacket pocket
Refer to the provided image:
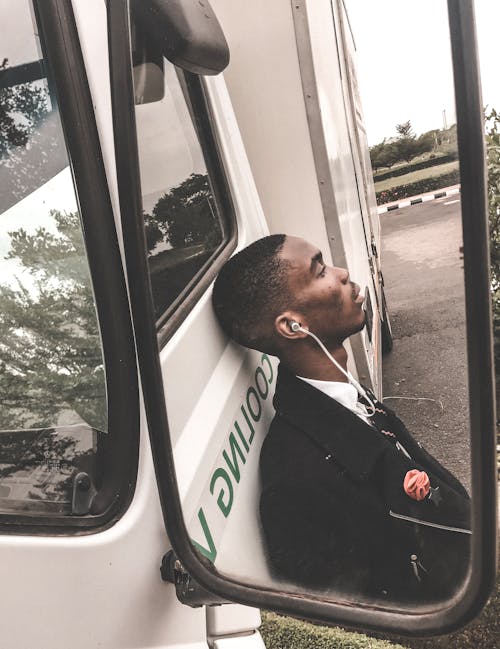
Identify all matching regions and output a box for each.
[389,510,472,534]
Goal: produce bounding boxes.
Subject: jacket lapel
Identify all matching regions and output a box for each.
[273,364,387,481]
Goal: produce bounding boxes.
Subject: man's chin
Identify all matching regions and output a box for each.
[352,310,367,334]
[360,309,368,329]
[334,318,366,344]
[353,318,366,335]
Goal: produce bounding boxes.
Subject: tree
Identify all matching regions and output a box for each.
[0,58,67,214]
[369,139,400,170]
[369,140,387,171]
[0,210,106,432]
[394,120,420,163]
[377,141,401,169]
[395,120,415,139]
[148,173,221,250]
[415,131,435,156]
[0,58,47,156]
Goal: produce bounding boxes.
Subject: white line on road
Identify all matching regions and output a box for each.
[444,199,460,205]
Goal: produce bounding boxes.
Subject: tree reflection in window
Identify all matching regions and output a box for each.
[0,210,106,433]
[0,5,108,519]
[0,209,107,515]
[0,58,67,214]
[143,172,223,320]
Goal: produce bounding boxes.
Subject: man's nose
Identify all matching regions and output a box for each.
[334,267,349,283]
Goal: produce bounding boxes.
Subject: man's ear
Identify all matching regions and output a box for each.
[275,312,309,340]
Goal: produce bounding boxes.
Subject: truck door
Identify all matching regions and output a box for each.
[0,1,265,647]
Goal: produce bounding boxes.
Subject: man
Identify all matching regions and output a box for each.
[212,234,470,603]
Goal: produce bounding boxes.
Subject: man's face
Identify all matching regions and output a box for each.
[279,236,366,343]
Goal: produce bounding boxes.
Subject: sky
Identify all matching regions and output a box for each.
[345,0,500,145]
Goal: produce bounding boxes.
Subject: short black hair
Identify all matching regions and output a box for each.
[212,234,290,353]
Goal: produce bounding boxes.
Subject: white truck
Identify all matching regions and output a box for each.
[0,0,493,647]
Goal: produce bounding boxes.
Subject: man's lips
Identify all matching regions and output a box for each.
[352,283,364,303]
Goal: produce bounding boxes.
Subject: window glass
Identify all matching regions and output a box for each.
[133,27,229,322]
[0,0,107,517]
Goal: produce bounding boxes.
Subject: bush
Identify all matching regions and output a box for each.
[373,153,458,183]
[376,170,460,204]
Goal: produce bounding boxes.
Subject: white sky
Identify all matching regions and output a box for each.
[0,169,76,289]
[345,0,500,145]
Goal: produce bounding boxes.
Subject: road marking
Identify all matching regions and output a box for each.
[444,199,460,205]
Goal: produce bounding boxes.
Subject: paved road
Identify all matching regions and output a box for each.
[380,196,471,491]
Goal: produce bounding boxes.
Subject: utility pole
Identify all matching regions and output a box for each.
[442,109,448,131]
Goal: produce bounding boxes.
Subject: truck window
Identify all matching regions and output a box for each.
[132,18,235,333]
[0,0,132,525]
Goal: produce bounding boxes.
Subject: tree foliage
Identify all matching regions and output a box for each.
[369,122,445,171]
[0,58,47,156]
[369,138,400,170]
[394,120,425,164]
[485,108,500,372]
[146,172,220,251]
[0,58,106,432]
[0,210,106,432]
[0,59,103,507]
[0,58,67,214]
[395,120,415,139]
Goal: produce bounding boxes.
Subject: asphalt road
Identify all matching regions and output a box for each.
[380,196,471,491]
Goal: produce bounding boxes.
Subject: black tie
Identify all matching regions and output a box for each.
[358,393,399,443]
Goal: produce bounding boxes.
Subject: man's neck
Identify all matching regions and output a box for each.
[280,343,349,383]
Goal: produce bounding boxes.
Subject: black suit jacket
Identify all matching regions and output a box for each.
[259,364,471,603]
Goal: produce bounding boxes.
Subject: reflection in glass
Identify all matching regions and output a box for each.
[0,425,101,515]
[0,0,107,516]
[169,0,472,612]
[133,30,225,320]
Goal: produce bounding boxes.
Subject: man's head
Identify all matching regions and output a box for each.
[212,234,290,353]
[212,234,366,356]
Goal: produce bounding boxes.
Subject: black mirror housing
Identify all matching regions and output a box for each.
[132,0,230,75]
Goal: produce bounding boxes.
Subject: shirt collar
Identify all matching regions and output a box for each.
[297,375,372,423]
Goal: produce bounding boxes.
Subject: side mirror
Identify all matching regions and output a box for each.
[108,0,496,636]
[131,0,229,75]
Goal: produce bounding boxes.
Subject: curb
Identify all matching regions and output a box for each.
[377,186,461,214]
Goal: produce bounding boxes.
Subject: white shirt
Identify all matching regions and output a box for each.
[297,375,373,425]
[297,376,414,458]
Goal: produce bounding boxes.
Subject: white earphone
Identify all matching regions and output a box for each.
[289,320,376,415]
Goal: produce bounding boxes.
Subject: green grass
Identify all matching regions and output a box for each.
[261,569,499,649]
[261,611,408,649]
[373,573,500,649]
[374,161,459,193]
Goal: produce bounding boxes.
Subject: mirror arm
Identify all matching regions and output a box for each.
[161,550,231,608]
